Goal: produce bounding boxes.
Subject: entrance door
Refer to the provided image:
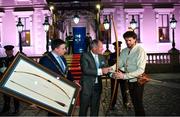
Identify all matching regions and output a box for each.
[73,27,86,54]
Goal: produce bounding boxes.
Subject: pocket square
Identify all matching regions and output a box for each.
[101,61,105,65]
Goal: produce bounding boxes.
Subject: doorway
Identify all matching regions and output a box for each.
[73,27,86,54]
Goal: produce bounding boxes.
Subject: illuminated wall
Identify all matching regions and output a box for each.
[0,0,180,56]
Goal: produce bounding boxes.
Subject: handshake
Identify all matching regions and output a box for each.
[102,67,112,74]
[102,67,124,79]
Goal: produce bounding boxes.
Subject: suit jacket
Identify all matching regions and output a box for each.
[80,52,108,95]
[39,52,74,81]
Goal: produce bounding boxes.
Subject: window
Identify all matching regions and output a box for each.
[0,12,3,48]
[20,17,31,46]
[158,14,170,42]
[124,8,144,43]
[154,8,174,43]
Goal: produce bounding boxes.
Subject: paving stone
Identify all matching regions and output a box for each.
[0,73,180,116]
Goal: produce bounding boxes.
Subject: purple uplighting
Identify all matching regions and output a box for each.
[0,0,179,56]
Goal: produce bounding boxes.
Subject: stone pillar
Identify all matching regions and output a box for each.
[168,48,180,72]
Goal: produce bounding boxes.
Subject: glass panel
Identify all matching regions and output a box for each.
[21,17,31,46]
[162,14,168,27]
[158,27,169,42]
[22,30,30,46]
[158,14,170,43]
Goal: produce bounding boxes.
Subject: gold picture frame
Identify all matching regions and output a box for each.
[0,52,80,116]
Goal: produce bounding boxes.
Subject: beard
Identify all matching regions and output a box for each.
[127,43,136,49]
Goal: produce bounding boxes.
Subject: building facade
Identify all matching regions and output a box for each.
[0,0,180,56]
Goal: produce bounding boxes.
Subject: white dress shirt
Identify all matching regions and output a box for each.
[51,51,66,71]
[91,51,103,76]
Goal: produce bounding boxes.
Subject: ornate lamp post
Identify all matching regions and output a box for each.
[16,18,24,53]
[103,15,110,53]
[170,14,177,51]
[43,16,50,52]
[168,14,179,69]
[130,15,137,31]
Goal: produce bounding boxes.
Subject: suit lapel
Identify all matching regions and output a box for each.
[98,55,106,68]
[48,53,66,76]
[89,52,97,68]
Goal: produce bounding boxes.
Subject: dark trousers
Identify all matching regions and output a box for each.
[111,79,128,108]
[79,85,101,116]
[1,94,20,112]
[128,82,145,116]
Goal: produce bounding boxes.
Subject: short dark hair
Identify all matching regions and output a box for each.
[90,39,101,49]
[123,31,137,39]
[51,39,65,50]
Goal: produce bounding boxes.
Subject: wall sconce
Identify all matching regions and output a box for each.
[16,18,24,33]
[43,16,50,32]
[73,14,80,24]
[103,16,110,30]
[170,14,177,29]
[130,15,137,31]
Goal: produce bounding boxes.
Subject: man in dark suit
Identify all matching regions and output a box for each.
[85,33,92,52]
[66,32,74,54]
[79,39,111,116]
[108,41,130,110]
[39,39,74,115]
[0,45,20,115]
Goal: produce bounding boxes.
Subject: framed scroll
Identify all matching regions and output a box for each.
[0,52,80,116]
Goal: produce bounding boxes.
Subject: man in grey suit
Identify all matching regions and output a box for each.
[79,39,111,116]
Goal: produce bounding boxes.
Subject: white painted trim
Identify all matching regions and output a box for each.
[102,8,115,15]
[0,12,4,17]
[41,9,50,16]
[15,0,31,1]
[13,11,33,47]
[154,9,174,43]
[13,11,33,17]
[154,8,174,14]
[124,8,144,43]
[124,8,144,14]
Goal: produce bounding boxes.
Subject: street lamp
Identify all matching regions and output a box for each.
[130,15,137,31]
[16,18,24,53]
[168,14,179,66]
[103,15,110,53]
[103,16,110,30]
[43,16,50,52]
[170,14,177,50]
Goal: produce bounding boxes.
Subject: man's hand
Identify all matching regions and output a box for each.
[30,104,38,109]
[112,71,124,79]
[73,80,81,87]
[102,67,111,74]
